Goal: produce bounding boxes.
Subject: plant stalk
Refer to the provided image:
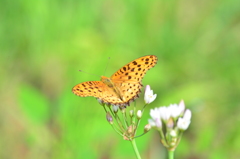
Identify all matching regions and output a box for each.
[130,139,141,159]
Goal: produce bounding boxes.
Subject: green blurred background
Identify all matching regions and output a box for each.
[1,0,240,158]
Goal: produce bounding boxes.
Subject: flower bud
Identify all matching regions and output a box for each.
[144,124,152,133]
[166,118,174,128]
[169,130,178,147]
[137,110,142,119]
[106,112,113,124]
[97,98,105,106]
[129,110,134,117]
[170,130,177,137]
[127,125,133,134]
[121,108,126,114]
[112,105,119,113]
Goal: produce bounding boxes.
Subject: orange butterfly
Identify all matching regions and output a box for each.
[72,55,158,107]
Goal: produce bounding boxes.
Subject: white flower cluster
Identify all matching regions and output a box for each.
[148,100,191,150]
[148,100,191,131]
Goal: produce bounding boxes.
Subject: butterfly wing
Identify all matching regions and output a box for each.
[110,55,158,82]
[110,55,158,104]
[72,81,127,106]
[112,82,143,106]
[72,81,105,97]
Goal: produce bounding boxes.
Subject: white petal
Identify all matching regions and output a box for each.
[177,117,191,130]
[150,90,153,95]
[150,94,157,103]
[145,85,151,94]
[159,106,171,121]
[150,108,160,119]
[179,100,185,114]
[144,85,157,104]
[169,104,182,118]
[155,118,162,128]
[148,119,156,127]
[183,109,192,121]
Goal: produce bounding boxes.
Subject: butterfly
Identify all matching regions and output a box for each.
[72,55,158,107]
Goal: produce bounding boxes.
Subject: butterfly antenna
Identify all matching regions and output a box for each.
[78,70,100,77]
[103,57,111,75]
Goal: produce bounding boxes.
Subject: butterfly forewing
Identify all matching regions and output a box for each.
[109,55,158,105]
[72,81,105,97]
[110,55,158,82]
[72,80,127,105]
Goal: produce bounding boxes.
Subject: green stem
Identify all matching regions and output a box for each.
[168,149,174,159]
[130,139,141,159]
[108,107,125,132]
[122,110,129,128]
[110,124,123,136]
[141,104,147,112]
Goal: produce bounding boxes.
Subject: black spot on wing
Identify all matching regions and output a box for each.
[132,61,137,65]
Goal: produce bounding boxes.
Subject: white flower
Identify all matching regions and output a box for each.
[148,108,162,128]
[169,100,185,118]
[150,108,160,119]
[158,106,171,121]
[148,100,192,150]
[169,105,181,118]
[148,118,162,128]
[148,119,156,127]
[177,118,190,130]
[183,109,192,121]
[144,85,157,104]
[177,109,192,130]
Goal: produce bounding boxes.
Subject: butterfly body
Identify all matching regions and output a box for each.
[101,76,124,101]
[72,55,158,107]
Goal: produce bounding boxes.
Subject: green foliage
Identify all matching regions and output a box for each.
[19,84,50,124]
[1,0,240,158]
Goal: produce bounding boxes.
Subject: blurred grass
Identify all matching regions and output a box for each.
[1,0,240,158]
